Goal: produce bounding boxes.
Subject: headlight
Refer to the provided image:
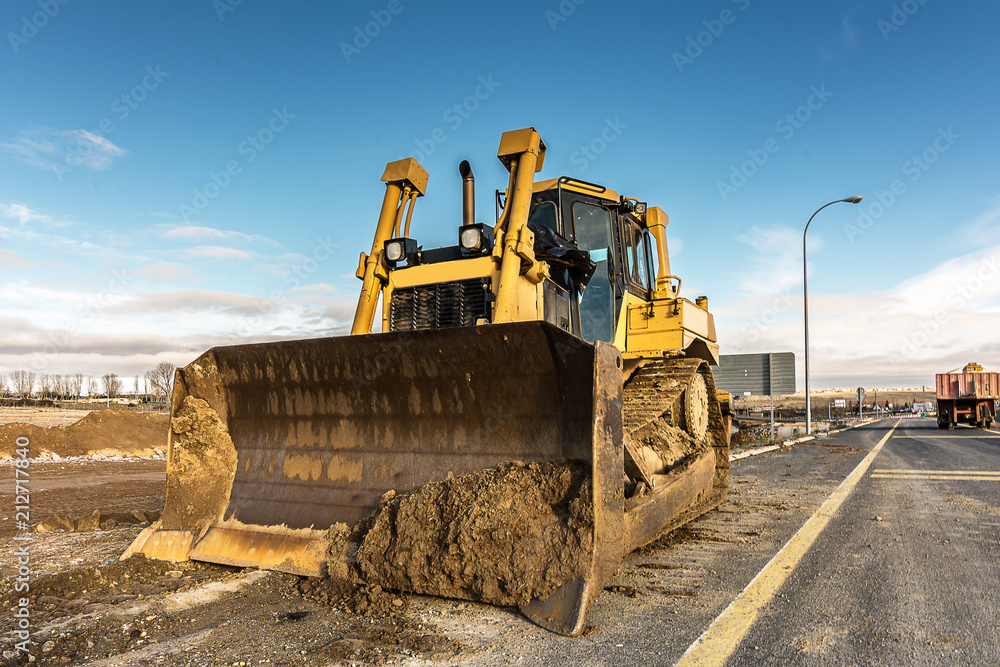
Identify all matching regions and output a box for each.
[458,223,495,256]
[385,240,405,262]
[383,237,418,267]
[460,227,483,251]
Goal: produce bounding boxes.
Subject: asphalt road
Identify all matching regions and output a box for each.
[694,418,1000,666]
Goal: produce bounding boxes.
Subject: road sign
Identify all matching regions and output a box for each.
[712,353,795,396]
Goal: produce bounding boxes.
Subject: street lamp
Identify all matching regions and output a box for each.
[804,195,863,435]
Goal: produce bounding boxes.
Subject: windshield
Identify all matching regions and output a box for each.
[573,202,615,343]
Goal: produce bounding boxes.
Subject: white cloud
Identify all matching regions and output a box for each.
[155,224,281,247]
[960,200,1000,237]
[0,202,78,231]
[0,223,108,259]
[133,261,195,281]
[105,289,281,316]
[891,244,1000,310]
[733,224,816,296]
[0,282,359,378]
[0,248,34,269]
[0,126,127,173]
[716,241,1000,387]
[0,203,51,226]
[181,245,256,261]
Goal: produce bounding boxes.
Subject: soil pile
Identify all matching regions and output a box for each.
[352,460,593,607]
[0,410,169,459]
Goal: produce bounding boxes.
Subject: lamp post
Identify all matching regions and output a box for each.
[804,196,863,435]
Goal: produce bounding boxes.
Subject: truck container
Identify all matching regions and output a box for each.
[936,363,998,429]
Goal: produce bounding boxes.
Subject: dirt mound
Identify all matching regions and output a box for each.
[0,409,168,459]
[352,460,593,608]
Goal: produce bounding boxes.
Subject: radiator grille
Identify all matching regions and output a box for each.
[389,278,491,332]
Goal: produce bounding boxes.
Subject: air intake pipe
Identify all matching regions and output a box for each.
[459,160,475,226]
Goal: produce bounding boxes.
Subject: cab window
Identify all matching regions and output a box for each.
[572,202,615,343]
[623,220,651,293]
[527,201,558,235]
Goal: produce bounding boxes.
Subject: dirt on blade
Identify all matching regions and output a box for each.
[352,460,594,607]
[158,396,237,535]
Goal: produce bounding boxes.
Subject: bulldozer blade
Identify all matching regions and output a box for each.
[126,321,730,635]
[127,321,626,633]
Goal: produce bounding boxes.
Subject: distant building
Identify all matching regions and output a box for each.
[711,352,795,397]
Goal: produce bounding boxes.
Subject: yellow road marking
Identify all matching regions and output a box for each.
[675,421,900,667]
[873,469,1000,475]
[871,475,1000,481]
[893,435,1000,438]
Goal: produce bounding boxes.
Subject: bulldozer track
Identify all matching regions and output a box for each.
[623,358,704,434]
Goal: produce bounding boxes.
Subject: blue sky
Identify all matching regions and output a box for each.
[2,0,998,390]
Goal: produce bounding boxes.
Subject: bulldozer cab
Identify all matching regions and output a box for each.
[524,178,657,346]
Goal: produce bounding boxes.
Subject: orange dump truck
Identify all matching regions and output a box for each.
[936,363,998,429]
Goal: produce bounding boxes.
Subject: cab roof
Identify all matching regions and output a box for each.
[533,177,621,204]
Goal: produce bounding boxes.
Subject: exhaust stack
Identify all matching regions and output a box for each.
[460,160,475,226]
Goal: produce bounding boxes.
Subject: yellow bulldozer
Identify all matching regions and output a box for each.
[125,127,730,635]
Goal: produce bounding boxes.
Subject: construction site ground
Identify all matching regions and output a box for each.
[2,410,998,665]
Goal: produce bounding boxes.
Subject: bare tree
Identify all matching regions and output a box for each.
[147,362,176,400]
[0,371,7,397]
[47,374,65,400]
[71,374,84,401]
[102,373,123,399]
[133,375,141,398]
[10,370,36,398]
[56,375,70,399]
[66,373,83,399]
[85,376,96,399]
[37,374,51,399]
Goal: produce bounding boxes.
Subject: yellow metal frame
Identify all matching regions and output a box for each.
[351,158,428,335]
[352,127,719,364]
